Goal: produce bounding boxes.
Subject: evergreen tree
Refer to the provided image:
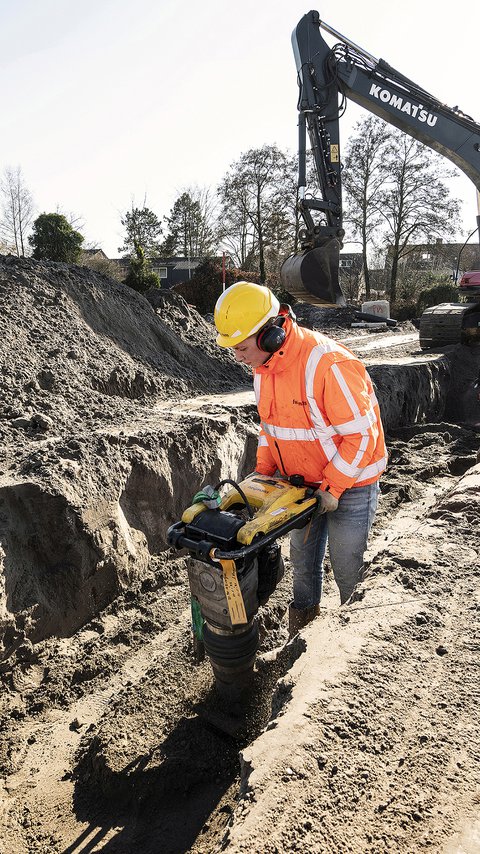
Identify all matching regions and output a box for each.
[28,213,83,262]
[124,241,160,294]
[161,188,217,258]
[118,205,163,257]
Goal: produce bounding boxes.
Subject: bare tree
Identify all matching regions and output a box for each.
[0,166,35,256]
[54,205,85,232]
[217,173,255,269]
[342,117,393,299]
[218,145,297,282]
[376,133,461,301]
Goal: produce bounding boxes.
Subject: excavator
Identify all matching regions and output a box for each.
[280,10,480,349]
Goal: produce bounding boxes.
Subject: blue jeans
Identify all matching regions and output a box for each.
[289,481,380,607]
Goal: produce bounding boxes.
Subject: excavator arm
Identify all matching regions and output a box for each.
[281,10,480,307]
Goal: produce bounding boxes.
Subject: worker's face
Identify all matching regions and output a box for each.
[233,334,269,368]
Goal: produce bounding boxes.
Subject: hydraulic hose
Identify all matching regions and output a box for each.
[214,479,255,519]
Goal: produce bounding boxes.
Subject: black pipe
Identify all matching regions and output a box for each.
[354,310,397,327]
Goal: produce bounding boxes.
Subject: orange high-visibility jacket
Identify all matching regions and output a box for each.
[254,317,387,499]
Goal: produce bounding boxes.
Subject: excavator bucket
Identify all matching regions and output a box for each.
[280,237,346,307]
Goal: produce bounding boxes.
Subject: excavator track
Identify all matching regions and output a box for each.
[419,302,480,349]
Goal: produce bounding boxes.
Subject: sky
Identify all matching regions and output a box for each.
[1,0,479,258]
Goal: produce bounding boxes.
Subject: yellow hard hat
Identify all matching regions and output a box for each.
[214,282,280,348]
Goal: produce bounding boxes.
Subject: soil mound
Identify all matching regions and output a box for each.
[0,255,248,440]
[0,256,251,653]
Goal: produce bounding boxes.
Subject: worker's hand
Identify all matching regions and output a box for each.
[315,488,339,514]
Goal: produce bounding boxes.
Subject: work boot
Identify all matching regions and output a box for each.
[288,603,321,640]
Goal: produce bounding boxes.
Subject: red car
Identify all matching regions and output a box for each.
[459,270,480,294]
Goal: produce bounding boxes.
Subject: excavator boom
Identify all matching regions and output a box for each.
[282,10,480,322]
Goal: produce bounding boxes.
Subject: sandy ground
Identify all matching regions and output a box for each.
[0,256,479,853]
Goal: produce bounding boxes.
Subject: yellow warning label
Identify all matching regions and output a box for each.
[330,144,339,162]
[214,556,247,626]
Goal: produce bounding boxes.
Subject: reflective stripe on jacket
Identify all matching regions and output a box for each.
[254,317,387,499]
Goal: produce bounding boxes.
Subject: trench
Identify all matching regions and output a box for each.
[0,346,479,853]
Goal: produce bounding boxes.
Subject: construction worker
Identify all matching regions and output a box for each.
[214,281,387,636]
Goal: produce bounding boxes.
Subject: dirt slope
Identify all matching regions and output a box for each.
[222,453,480,853]
[0,256,252,646]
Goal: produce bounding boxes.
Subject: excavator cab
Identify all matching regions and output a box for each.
[280,237,346,307]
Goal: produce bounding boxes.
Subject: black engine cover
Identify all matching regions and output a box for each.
[185,509,245,550]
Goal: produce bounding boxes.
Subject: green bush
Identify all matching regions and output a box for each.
[416,282,460,315]
[29,213,84,263]
[124,242,160,294]
[173,259,261,315]
[390,299,418,321]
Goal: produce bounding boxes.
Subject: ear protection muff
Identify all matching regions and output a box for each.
[256,304,295,353]
[256,320,286,353]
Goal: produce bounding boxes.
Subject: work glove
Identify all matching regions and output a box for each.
[192,484,222,510]
[315,488,339,514]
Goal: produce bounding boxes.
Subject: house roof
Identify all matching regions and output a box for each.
[173,260,201,270]
[82,248,108,258]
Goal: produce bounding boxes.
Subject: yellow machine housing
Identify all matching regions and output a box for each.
[181,473,317,545]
